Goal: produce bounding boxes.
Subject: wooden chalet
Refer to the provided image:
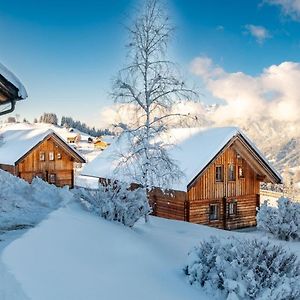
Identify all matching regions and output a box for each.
[80,127,282,230]
[0,128,86,188]
[0,62,27,116]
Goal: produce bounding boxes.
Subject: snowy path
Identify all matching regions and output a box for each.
[0,230,29,300]
[1,203,218,300]
[1,203,300,300]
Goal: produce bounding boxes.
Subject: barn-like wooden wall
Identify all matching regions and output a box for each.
[187,145,260,229]
[17,137,75,187]
[150,145,261,230]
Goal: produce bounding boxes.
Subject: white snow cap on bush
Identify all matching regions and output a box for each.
[74,182,150,227]
[184,236,300,300]
[257,197,300,240]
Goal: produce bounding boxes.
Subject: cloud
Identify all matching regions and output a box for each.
[191,56,300,124]
[98,57,300,131]
[190,57,224,79]
[266,0,300,20]
[244,24,271,43]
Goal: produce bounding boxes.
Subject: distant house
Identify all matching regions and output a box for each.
[81,127,282,230]
[67,133,81,144]
[0,62,27,115]
[0,128,86,188]
[93,137,109,150]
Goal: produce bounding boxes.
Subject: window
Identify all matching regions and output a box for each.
[57,153,62,160]
[228,201,237,216]
[48,173,56,184]
[39,152,45,161]
[49,152,54,161]
[215,165,224,182]
[228,164,236,181]
[238,166,244,178]
[209,204,219,221]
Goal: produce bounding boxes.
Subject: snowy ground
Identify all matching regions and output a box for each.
[1,201,300,300]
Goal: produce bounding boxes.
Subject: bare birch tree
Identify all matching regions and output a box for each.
[112,0,196,196]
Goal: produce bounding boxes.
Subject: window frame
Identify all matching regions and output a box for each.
[228,201,237,217]
[48,173,56,184]
[49,151,55,161]
[215,165,224,182]
[57,153,62,160]
[228,164,236,181]
[209,204,219,221]
[39,152,45,161]
[238,166,244,179]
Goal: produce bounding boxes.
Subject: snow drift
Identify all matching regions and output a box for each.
[0,170,72,230]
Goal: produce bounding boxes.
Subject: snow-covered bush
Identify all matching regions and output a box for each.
[0,170,72,230]
[257,197,300,240]
[74,183,150,227]
[184,236,300,300]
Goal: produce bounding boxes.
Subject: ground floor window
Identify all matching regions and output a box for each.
[209,204,219,221]
[48,173,56,184]
[228,201,237,216]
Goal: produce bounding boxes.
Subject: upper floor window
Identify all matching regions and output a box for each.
[215,165,224,182]
[49,152,54,161]
[57,153,62,160]
[238,166,244,178]
[228,164,236,181]
[39,152,45,161]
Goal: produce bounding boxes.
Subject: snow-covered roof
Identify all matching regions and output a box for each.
[81,127,282,191]
[0,62,28,99]
[0,127,85,165]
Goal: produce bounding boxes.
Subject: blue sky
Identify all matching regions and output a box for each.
[1,0,300,127]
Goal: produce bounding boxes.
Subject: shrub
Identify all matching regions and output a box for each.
[257,197,300,241]
[184,236,300,300]
[74,183,150,227]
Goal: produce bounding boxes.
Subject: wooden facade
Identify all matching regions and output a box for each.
[0,132,85,188]
[187,145,260,229]
[150,135,281,230]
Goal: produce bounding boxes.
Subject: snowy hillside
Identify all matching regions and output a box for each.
[1,201,300,300]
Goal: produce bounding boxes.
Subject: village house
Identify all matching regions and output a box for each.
[93,137,109,150]
[0,62,27,115]
[81,127,282,230]
[0,128,86,188]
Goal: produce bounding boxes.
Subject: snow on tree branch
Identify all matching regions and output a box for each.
[111,0,197,202]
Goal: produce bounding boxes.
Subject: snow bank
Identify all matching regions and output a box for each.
[2,201,300,300]
[2,203,226,300]
[0,170,72,230]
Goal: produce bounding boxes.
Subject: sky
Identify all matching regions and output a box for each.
[1,0,300,127]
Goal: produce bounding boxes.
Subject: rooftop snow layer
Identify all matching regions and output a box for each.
[81,127,281,191]
[0,62,28,99]
[0,127,84,165]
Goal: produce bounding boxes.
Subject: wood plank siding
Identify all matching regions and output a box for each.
[0,132,85,188]
[151,143,264,230]
[16,136,76,187]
